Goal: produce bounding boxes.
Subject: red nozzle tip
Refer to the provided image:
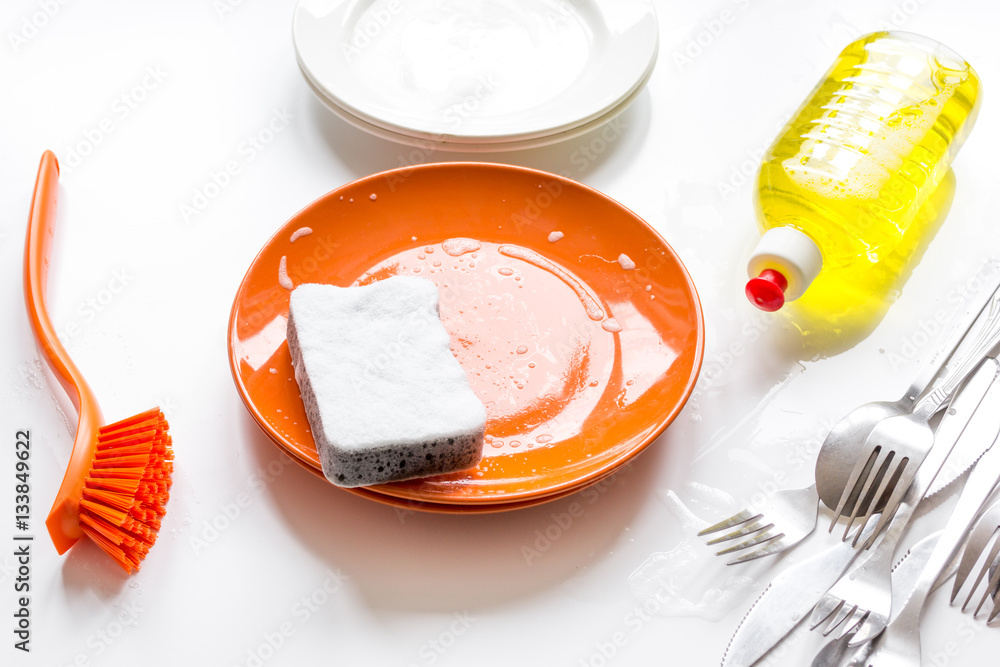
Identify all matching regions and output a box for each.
[746,269,788,312]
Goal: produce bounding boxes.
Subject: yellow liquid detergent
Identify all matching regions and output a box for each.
[747,32,980,341]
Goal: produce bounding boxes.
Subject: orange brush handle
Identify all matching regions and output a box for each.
[23,150,105,554]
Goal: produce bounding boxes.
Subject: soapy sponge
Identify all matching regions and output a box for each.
[287,276,487,487]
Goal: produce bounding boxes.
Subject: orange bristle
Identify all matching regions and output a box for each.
[78,408,173,573]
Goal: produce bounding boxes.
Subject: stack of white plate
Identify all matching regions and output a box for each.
[293,0,659,152]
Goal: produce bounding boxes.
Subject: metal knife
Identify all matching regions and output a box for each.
[927,358,1000,497]
[721,521,878,667]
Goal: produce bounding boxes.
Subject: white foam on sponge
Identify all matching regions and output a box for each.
[287,276,487,487]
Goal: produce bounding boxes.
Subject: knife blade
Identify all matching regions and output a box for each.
[928,358,1000,497]
[721,521,878,667]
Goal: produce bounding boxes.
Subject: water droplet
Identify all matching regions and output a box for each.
[536,434,553,443]
[369,193,377,201]
[516,345,528,354]
[433,260,442,267]
[527,362,535,368]
[589,380,599,387]
[491,440,504,448]
[510,440,521,448]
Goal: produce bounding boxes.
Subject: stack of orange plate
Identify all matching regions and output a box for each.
[228,163,703,513]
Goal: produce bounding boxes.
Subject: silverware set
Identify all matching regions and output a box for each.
[703,271,1000,667]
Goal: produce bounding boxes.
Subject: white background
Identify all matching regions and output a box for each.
[2,1,1000,665]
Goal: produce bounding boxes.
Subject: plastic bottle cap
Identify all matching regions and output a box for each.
[746,269,788,311]
[745,227,823,310]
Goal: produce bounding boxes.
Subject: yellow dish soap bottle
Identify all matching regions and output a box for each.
[745,31,980,336]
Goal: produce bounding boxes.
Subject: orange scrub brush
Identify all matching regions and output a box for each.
[23,150,173,573]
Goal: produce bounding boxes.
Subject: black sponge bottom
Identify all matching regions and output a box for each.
[318,434,483,488]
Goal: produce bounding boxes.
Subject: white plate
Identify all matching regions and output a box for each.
[301,50,651,152]
[293,0,658,143]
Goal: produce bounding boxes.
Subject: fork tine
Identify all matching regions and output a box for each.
[810,598,846,632]
[704,519,773,545]
[841,450,895,541]
[712,527,781,554]
[725,537,791,565]
[697,510,762,537]
[830,448,881,532]
[972,545,1000,617]
[988,578,1000,622]
[835,609,870,640]
[858,462,914,551]
[852,458,910,548]
[824,603,860,637]
[960,531,1000,612]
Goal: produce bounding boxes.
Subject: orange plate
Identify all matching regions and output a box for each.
[228,162,703,507]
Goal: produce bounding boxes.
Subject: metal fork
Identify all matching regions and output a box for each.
[859,426,1000,667]
[829,301,1000,540]
[810,360,1000,645]
[950,497,1000,621]
[697,483,819,564]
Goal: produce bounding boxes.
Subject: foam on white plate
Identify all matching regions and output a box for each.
[286,276,487,487]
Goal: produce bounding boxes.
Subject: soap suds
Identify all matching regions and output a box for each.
[602,318,622,333]
[442,238,482,257]
[498,244,604,321]
[278,256,293,290]
[290,227,313,243]
[618,254,636,270]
